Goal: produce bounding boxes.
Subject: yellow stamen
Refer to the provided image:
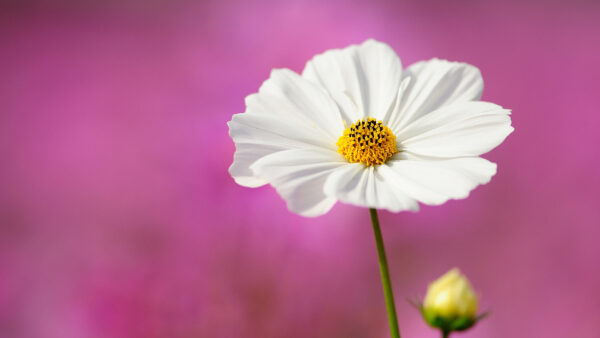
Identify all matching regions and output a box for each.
[336,117,397,166]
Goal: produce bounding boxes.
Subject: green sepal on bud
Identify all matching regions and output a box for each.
[410,268,489,336]
[421,306,488,332]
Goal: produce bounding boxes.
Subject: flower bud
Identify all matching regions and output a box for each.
[421,268,480,333]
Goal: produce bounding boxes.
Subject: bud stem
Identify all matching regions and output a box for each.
[369,208,401,338]
[442,330,450,338]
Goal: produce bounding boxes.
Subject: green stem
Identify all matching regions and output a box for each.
[369,208,401,338]
[442,331,450,338]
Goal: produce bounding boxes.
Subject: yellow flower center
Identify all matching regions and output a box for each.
[336,117,397,166]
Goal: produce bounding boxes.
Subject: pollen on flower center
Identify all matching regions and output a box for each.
[336,117,397,166]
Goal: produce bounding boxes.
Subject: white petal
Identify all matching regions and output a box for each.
[228,114,328,187]
[258,68,345,140]
[381,76,411,124]
[302,39,403,123]
[388,59,484,132]
[398,101,513,158]
[328,90,362,123]
[380,153,497,205]
[250,148,347,217]
[323,164,419,212]
[229,68,344,187]
[228,142,273,187]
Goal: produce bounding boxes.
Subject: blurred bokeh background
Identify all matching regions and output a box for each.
[1,0,599,337]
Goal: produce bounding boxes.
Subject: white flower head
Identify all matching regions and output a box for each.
[228,40,513,217]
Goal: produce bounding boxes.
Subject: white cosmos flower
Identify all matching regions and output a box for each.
[228,39,513,217]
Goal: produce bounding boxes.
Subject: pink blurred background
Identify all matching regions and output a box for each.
[1,0,599,337]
